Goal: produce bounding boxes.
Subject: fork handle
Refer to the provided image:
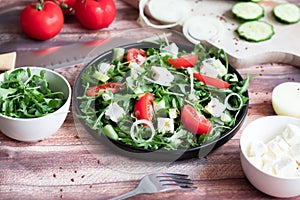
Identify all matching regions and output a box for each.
[109,188,141,200]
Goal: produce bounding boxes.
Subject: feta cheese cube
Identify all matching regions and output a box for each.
[200,58,219,78]
[273,155,299,177]
[160,43,179,57]
[130,62,145,80]
[260,153,276,175]
[205,97,226,117]
[261,152,276,167]
[157,118,174,134]
[248,140,268,157]
[168,108,178,119]
[213,59,227,77]
[200,58,227,78]
[267,139,284,158]
[99,62,113,74]
[290,143,300,163]
[153,99,166,113]
[282,124,300,146]
[105,102,125,123]
[151,66,174,86]
[272,135,290,152]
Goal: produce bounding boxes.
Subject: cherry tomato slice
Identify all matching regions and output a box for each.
[86,82,124,97]
[168,54,198,68]
[181,104,212,135]
[126,48,147,64]
[134,93,154,122]
[193,73,230,89]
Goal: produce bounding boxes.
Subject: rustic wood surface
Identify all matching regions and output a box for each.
[0,0,300,199]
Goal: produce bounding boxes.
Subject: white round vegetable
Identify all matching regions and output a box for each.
[130,119,155,143]
[272,82,300,118]
[146,0,191,24]
[139,0,191,29]
[182,16,224,44]
[224,93,244,111]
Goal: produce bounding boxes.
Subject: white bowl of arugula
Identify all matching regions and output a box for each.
[74,41,249,161]
[0,67,71,142]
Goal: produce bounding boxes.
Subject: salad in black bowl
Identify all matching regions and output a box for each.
[74,41,249,161]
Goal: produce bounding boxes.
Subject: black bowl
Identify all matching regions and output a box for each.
[73,42,249,161]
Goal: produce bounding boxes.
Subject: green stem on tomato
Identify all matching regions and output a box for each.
[36,0,44,11]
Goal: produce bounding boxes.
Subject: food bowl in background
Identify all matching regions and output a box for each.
[240,116,300,198]
[0,67,71,142]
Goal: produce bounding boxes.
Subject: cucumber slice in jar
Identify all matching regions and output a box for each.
[232,2,264,21]
[237,21,274,42]
[273,3,300,24]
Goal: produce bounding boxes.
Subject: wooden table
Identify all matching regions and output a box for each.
[0,0,300,199]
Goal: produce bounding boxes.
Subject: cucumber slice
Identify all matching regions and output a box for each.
[232,2,264,21]
[237,21,274,42]
[102,124,119,140]
[273,3,300,24]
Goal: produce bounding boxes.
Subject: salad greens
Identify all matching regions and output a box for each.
[77,42,249,151]
[0,68,66,118]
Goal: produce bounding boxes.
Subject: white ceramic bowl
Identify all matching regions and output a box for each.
[0,67,71,142]
[240,116,300,198]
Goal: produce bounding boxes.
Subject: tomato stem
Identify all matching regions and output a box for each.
[36,0,44,11]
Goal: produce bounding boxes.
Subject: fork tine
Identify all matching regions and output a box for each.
[160,178,193,184]
[156,173,191,181]
[162,173,189,178]
[160,182,197,190]
[156,173,197,190]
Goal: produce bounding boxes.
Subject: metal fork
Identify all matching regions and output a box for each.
[109,173,197,200]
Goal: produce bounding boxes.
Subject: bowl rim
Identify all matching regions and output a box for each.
[240,115,300,180]
[73,41,249,160]
[0,66,72,121]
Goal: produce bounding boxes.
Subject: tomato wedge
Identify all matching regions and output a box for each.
[168,54,198,68]
[126,48,147,64]
[193,73,230,89]
[134,93,154,122]
[86,82,124,97]
[181,104,212,135]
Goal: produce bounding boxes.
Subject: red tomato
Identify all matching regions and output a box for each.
[126,48,147,64]
[75,0,116,30]
[168,54,198,68]
[46,0,77,14]
[134,93,154,122]
[86,82,125,97]
[20,1,64,41]
[181,104,212,135]
[193,73,230,89]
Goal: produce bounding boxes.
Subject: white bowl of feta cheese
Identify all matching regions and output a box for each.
[240,116,300,198]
